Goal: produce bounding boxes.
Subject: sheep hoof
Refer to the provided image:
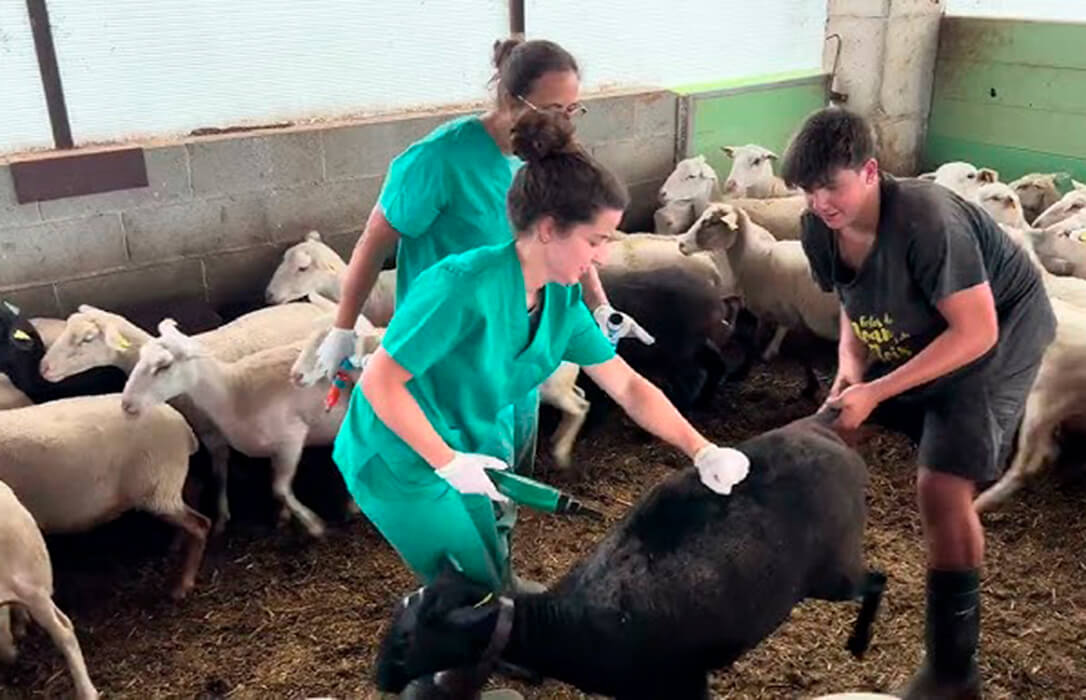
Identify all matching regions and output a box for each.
[212,515,230,536]
[170,579,194,601]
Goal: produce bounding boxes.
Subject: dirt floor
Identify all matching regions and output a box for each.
[3,356,1085,699]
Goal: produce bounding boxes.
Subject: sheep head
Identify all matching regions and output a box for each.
[677,203,741,256]
[375,561,511,694]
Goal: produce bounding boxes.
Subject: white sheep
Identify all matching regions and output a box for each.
[654,155,723,235]
[1029,227,1086,280]
[974,297,1086,512]
[978,182,1030,230]
[0,480,98,699]
[677,202,839,361]
[722,194,807,240]
[0,374,31,410]
[39,301,331,532]
[1032,191,1086,230]
[657,154,721,206]
[605,231,736,297]
[265,230,397,326]
[1000,224,1086,307]
[1010,172,1076,224]
[121,321,349,538]
[918,161,998,202]
[0,396,206,599]
[721,144,797,198]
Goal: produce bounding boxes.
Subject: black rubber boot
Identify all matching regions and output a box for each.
[900,569,983,700]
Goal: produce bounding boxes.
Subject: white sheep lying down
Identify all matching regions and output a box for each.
[974,297,1086,512]
[121,321,350,538]
[1031,190,1086,230]
[0,396,206,600]
[39,301,331,532]
[678,202,839,361]
[1,480,98,699]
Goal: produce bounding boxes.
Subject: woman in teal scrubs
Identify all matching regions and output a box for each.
[332,110,750,595]
[315,37,649,589]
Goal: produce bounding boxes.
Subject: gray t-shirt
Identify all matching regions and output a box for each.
[801,174,1055,385]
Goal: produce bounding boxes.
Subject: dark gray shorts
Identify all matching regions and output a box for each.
[866,357,1042,484]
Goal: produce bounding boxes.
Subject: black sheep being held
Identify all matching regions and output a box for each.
[374,411,885,700]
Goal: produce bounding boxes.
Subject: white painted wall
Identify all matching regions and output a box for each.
[47,0,508,145]
[4,0,826,152]
[0,3,54,153]
[530,0,826,89]
[947,0,1086,21]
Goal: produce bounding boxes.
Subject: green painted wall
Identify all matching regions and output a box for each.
[924,17,1086,182]
[679,72,827,179]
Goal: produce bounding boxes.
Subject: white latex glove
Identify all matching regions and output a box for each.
[693,444,751,495]
[436,453,510,502]
[593,304,655,346]
[314,327,358,381]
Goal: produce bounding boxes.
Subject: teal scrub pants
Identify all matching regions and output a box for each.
[343,387,540,591]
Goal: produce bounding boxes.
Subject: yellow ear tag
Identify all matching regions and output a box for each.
[1077,231,1086,243]
[12,329,31,341]
[472,592,494,609]
[115,333,131,350]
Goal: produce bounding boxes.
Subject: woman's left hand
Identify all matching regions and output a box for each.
[826,382,882,431]
[693,444,751,495]
[593,304,655,345]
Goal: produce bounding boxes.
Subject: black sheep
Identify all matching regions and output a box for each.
[0,300,127,403]
[374,409,886,700]
[585,265,739,415]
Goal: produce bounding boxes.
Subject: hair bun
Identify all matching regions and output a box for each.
[511,110,578,164]
[492,37,524,70]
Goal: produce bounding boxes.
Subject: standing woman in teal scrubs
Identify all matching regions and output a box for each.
[331,110,750,598]
[314,37,648,589]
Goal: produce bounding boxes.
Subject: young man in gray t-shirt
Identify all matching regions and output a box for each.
[781,107,1055,699]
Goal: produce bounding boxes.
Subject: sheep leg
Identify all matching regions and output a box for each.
[271,440,327,538]
[974,392,1064,513]
[202,431,233,535]
[157,504,211,600]
[761,324,788,362]
[694,342,728,409]
[20,590,98,700]
[0,606,15,664]
[801,360,822,401]
[549,393,590,470]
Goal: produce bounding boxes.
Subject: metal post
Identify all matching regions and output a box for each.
[510,0,525,38]
[26,0,74,149]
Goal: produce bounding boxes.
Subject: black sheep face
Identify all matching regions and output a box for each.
[374,563,502,693]
[0,301,44,384]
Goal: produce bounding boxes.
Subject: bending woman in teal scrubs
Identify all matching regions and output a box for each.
[314,37,649,590]
[332,109,750,599]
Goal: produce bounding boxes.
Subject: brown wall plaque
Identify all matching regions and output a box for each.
[10,148,149,203]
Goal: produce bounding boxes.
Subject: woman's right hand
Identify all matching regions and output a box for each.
[315,327,358,381]
[436,453,510,502]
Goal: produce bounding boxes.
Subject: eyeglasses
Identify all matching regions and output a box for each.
[517,95,588,119]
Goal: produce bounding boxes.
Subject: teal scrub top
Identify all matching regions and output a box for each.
[333,242,616,496]
[379,115,522,306]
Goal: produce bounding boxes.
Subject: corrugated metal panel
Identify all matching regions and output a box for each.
[47,0,508,146]
[947,0,1086,21]
[528,0,825,90]
[0,3,55,153]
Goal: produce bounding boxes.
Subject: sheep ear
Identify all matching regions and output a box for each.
[77,304,106,315]
[918,172,936,181]
[721,146,736,159]
[104,323,132,351]
[765,150,779,161]
[305,230,322,242]
[978,168,999,184]
[720,205,740,230]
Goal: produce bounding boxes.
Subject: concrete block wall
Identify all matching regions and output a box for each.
[825,0,944,175]
[0,89,676,318]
